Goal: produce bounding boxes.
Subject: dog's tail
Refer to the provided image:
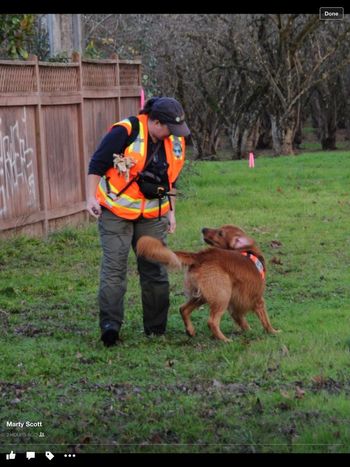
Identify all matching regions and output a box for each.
[136,236,197,268]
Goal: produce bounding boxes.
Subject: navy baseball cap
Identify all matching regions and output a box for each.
[151,97,190,137]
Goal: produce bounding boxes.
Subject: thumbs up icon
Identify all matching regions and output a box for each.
[6,451,16,460]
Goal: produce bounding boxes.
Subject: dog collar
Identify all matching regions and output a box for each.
[241,252,265,280]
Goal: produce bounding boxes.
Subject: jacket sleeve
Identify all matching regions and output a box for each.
[88,126,129,176]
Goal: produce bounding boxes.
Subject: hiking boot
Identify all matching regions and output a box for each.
[101,329,119,347]
[145,326,166,338]
[145,329,165,338]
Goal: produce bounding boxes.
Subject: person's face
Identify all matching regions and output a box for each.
[148,119,171,141]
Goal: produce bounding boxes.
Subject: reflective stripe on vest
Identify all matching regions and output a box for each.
[98,177,142,211]
[126,120,145,155]
[111,119,132,135]
[144,198,170,214]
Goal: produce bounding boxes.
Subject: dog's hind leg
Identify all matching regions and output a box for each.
[253,298,279,334]
[179,297,205,337]
[207,303,231,343]
[228,305,250,331]
[233,315,251,331]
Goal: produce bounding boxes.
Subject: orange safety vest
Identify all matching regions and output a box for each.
[241,252,266,280]
[96,114,185,220]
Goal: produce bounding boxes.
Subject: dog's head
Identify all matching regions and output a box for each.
[202,225,255,251]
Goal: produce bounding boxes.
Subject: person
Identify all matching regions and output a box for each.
[87,96,190,347]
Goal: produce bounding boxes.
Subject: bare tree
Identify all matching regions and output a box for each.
[81,14,350,158]
[246,14,350,154]
[308,21,350,150]
[339,65,350,141]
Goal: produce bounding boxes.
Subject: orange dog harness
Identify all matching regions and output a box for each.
[241,252,265,280]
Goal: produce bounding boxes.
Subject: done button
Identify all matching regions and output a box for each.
[319,7,344,20]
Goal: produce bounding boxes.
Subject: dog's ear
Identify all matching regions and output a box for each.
[230,235,254,250]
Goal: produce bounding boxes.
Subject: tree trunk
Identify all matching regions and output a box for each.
[311,86,337,150]
[270,115,295,155]
[46,14,82,57]
[345,116,350,141]
[257,113,272,149]
[316,108,337,150]
[228,124,242,160]
[293,125,302,150]
[191,128,219,160]
[242,119,260,158]
[321,109,337,150]
[321,134,337,150]
[191,134,203,160]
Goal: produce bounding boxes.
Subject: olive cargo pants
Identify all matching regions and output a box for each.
[98,208,169,336]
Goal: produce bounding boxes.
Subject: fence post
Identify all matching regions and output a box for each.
[110,53,121,120]
[72,51,89,224]
[31,55,49,237]
[136,55,142,110]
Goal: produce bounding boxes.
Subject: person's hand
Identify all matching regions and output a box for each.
[167,210,176,233]
[87,196,102,218]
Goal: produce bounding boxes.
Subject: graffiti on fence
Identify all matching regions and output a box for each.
[0,107,36,217]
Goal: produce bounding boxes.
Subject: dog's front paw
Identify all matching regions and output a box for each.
[213,335,232,343]
[222,337,232,343]
[185,327,196,337]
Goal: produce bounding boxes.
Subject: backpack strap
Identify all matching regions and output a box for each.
[106,141,161,200]
[124,116,140,149]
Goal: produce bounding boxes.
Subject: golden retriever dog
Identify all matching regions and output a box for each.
[137,225,279,342]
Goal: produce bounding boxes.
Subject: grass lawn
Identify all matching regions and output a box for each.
[1,151,350,454]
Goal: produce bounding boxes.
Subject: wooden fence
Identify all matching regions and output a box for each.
[0,54,142,237]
